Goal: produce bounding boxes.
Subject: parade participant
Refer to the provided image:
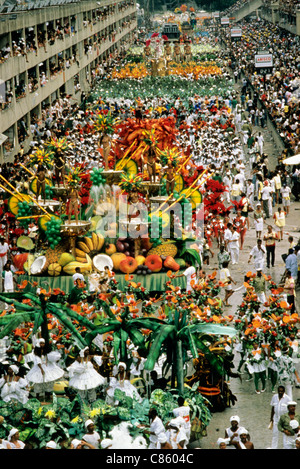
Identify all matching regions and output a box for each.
[248,238,266,272]
[220,261,236,307]
[253,203,264,239]
[263,225,278,268]
[233,209,247,250]
[276,347,300,400]
[82,419,101,449]
[175,259,196,293]
[67,346,105,403]
[145,146,157,184]
[67,183,80,225]
[235,428,254,449]
[172,396,191,440]
[142,408,165,449]
[280,183,291,215]
[7,428,25,449]
[35,162,47,203]
[270,385,292,449]
[164,162,176,196]
[2,262,16,295]
[26,338,64,402]
[53,147,65,187]
[273,207,286,241]
[252,268,267,305]
[224,415,246,448]
[166,417,189,449]
[217,244,231,270]
[0,237,9,273]
[227,225,240,265]
[277,402,300,449]
[106,362,142,404]
[283,270,296,314]
[0,364,29,404]
[246,340,267,394]
[99,130,112,170]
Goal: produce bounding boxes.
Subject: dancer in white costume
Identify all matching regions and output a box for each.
[26,338,64,400]
[67,346,105,403]
[0,365,29,404]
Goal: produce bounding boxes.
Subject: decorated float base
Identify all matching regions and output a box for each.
[17,271,187,294]
[141,182,163,196]
[35,199,62,212]
[101,170,124,185]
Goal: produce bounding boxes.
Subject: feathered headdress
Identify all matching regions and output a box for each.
[30,148,54,169]
[142,128,158,149]
[159,147,181,168]
[46,137,72,153]
[119,174,143,193]
[93,111,115,134]
[65,166,84,188]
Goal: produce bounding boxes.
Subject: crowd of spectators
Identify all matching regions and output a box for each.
[219,18,300,156]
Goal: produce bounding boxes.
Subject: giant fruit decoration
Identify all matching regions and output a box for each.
[45,216,62,250]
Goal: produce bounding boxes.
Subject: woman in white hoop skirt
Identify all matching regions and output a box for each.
[0,364,29,404]
[67,346,106,403]
[25,338,65,401]
[106,362,142,405]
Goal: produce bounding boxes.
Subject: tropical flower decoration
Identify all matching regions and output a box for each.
[142,128,159,150]
[159,147,181,168]
[119,173,144,193]
[111,64,148,80]
[29,148,54,169]
[65,166,84,188]
[93,111,115,134]
[46,137,72,153]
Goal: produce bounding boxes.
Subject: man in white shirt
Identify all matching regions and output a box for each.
[175,260,196,293]
[248,239,266,271]
[227,226,240,265]
[172,396,191,440]
[260,181,273,219]
[0,237,9,274]
[145,408,166,449]
[270,386,292,449]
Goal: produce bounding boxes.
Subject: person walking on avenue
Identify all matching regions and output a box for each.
[248,238,267,272]
[253,203,264,239]
[217,244,231,270]
[270,386,292,449]
[277,401,300,449]
[263,225,278,269]
[220,261,236,307]
[273,207,286,241]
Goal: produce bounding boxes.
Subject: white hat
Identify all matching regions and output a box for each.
[101,438,113,449]
[8,429,19,441]
[290,419,299,430]
[158,433,168,444]
[71,439,82,449]
[9,365,19,374]
[239,427,249,435]
[230,415,240,423]
[84,419,94,428]
[46,441,57,449]
[217,437,230,446]
[118,362,126,370]
[288,401,297,407]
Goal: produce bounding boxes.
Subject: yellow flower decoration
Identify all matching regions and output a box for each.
[45,409,56,419]
[89,408,101,418]
[71,416,82,424]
